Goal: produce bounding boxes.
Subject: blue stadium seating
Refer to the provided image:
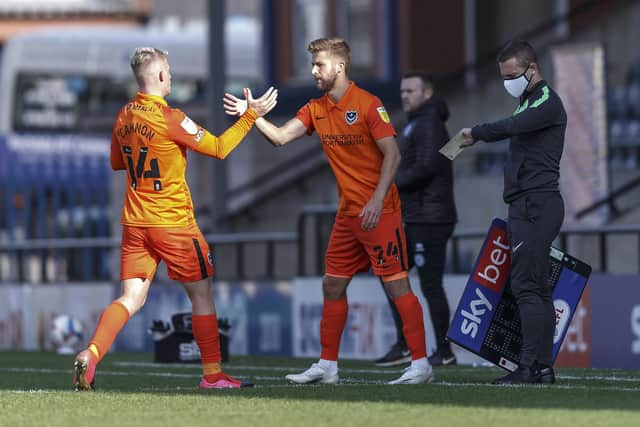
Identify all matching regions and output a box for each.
[608,60,640,169]
[608,86,628,118]
[627,83,640,118]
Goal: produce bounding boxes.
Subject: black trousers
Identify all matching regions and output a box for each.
[383,222,455,354]
[507,192,564,367]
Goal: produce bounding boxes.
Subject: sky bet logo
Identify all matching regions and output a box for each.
[448,221,510,351]
[460,287,494,338]
[475,226,511,294]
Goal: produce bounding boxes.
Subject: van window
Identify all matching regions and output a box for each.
[12,73,207,134]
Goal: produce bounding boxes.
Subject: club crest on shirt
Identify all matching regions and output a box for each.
[345,110,358,125]
[377,106,390,123]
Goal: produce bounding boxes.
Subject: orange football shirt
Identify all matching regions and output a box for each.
[296,82,400,216]
[110,92,257,227]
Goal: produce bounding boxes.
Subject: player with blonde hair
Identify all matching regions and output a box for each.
[72,47,277,390]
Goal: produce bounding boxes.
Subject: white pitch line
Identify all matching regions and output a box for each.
[111,361,640,381]
[141,380,640,393]
[0,368,380,384]
[1,389,53,394]
[140,386,196,392]
[5,367,640,393]
[112,362,508,374]
[111,361,201,370]
[247,376,385,384]
[10,364,640,384]
[112,361,405,375]
[236,365,404,375]
[1,367,200,379]
[434,381,640,392]
[140,382,389,392]
[3,367,639,392]
[557,375,640,382]
[112,361,430,375]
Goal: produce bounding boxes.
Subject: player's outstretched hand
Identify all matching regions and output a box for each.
[247,87,278,117]
[223,91,247,116]
[459,128,476,147]
[224,87,278,117]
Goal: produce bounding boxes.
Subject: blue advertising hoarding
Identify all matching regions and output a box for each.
[590,274,640,369]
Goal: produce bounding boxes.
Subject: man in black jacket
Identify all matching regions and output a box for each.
[375,71,458,367]
[460,39,565,384]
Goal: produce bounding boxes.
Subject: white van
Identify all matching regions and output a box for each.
[0,17,261,134]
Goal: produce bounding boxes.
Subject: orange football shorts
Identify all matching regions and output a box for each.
[120,223,214,283]
[325,211,409,281]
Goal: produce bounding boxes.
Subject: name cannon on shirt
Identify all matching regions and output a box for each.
[319,134,365,147]
[125,103,156,113]
[116,122,156,141]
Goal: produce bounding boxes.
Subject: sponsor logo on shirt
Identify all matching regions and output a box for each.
[126,103,155,113]
[194,128,205,142]
[319,134,365,147]
[345,110,358,125]
[180,116,198,135]
[377,106,390,123]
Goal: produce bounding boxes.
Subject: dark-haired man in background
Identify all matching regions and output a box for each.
[460,39,566,384]
[375,72,457,368]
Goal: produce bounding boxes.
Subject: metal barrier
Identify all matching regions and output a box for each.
[3,205,640,283]
[297,204,337,276]
[450,223,640,273]
[297,206,640,275]
[208,231,297,280]
[0,232,296,283]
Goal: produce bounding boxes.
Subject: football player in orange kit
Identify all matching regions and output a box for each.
[72,47,277,391]
[224,37,433,384]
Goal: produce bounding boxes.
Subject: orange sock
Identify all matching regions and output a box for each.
[319,297,348,361]
[395,292,427,360]
[192,314,222,381]
[88,301,130,363]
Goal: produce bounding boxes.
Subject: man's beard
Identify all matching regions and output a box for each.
[316,72,338,92]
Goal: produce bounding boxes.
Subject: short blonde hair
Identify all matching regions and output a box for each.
[130,47,168,85]
[308,37,351,71]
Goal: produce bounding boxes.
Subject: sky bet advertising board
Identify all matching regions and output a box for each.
[447,218,592,371]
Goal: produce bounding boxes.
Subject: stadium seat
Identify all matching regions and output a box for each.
[608,119,639,169]
[627,119,640,145]
[609,119,625,146]
[626,60,640,86]
[627,83,640,118]
[607,86,628,118]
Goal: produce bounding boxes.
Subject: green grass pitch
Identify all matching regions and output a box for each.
[1,351,639,427]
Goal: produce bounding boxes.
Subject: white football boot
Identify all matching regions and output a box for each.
[285,363,339,384]
[388,363,434,385]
